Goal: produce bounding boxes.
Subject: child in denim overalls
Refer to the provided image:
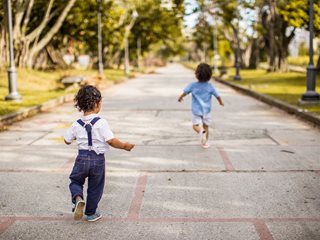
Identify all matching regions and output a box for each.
[64,85,134,222]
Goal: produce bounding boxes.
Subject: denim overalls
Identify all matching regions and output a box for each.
[69,117,105,216]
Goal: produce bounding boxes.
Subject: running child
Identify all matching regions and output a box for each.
[178,63,224,148]
[64,85,134,222]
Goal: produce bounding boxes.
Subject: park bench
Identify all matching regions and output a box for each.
[61,76,84,87]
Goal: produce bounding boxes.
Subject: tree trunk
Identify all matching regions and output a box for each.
[26,0,76,68]
[248,38,262,69]
[0,24,7,70]
[268,0,277,72]
[261,0,295,72]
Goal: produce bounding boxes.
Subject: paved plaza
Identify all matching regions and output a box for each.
[0,64,319,239]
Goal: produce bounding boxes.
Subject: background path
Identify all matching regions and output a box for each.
[0,64,320,240]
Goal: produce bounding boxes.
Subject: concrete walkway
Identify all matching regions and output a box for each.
[0,64,319,240]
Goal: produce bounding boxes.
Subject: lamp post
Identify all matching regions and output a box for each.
[213,14,219,77]
[97,0,103,76]
[124,10,138,75]
[5,0,21,101]
[301,0,319,102]
[234,6,241,81]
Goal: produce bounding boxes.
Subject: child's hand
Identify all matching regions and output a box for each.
[124,142,135,151]
[178,93,187,102]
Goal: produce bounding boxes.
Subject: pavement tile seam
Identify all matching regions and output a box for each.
[2,216,320,223]
[1,216,320,238]
[0,169,320,174]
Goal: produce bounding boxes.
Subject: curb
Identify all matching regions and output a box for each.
[0,93,75,131]
[0,81,116,131]
[215,78,320,127]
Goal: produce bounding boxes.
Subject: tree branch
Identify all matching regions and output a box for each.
[13,0,29,38]
[29,0,76,57]
[22,0,35,35]
[25,0,55,43]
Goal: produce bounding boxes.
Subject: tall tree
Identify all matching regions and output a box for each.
[2,0,77,68]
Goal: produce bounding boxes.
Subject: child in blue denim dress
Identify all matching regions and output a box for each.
[178,63,224,148]
[64,85,134,222]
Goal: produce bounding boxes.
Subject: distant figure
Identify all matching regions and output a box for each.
[178,63,224,148]
[64,85,134,222]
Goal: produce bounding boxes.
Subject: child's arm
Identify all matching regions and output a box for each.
[216,96,224,106]
[107,138,135,151]
[178,92,188,102]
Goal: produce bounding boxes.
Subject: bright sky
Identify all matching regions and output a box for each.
[184,0,199,28]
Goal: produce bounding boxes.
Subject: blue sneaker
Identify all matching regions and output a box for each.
[86,212,102,222]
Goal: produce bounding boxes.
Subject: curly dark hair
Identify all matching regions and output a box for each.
[195,63,212,82]
[74,85,102,112]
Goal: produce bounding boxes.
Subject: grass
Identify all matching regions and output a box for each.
[288,55,319,67]
[0,68,130,116]
[225,68,320,116]
[182,62,320,117]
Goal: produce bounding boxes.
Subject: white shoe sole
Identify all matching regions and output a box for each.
[200,132,207,145]
[74,200,85,220]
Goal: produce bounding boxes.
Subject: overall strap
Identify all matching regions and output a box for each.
[77,117,100,150]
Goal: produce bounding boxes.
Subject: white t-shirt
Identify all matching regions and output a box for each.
[64,114,114,154]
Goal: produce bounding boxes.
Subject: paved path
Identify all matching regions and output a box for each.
[0,64,320,240]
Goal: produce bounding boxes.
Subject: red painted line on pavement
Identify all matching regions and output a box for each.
[217,147,235,171]
[3,216,320,223]
[127,174,148,219]
[253,220,274,240]
[0,217,15,234]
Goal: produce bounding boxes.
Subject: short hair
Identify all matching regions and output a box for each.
[74,85,102,112]
[195,63,212,82]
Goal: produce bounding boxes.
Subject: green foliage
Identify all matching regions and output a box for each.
[57,0,185,61]
[131,0,185,58]
[58,0,120,55]
[288,55,319,66]
[218,40,233,66]
[298,42,308,56]
[279,0,320,35]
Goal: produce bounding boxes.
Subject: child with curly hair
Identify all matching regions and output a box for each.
[64,85,134,222]
[178,63,224,148]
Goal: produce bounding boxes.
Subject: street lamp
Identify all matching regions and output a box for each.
[301,0,320,102]
[97,0,103,76]
[213,14,219,77]
[124,10,138,75]
[234,3,241,81]
[5,0,21,101]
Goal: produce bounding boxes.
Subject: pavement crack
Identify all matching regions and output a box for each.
[27,131,52,145]
[264,129,281,145]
